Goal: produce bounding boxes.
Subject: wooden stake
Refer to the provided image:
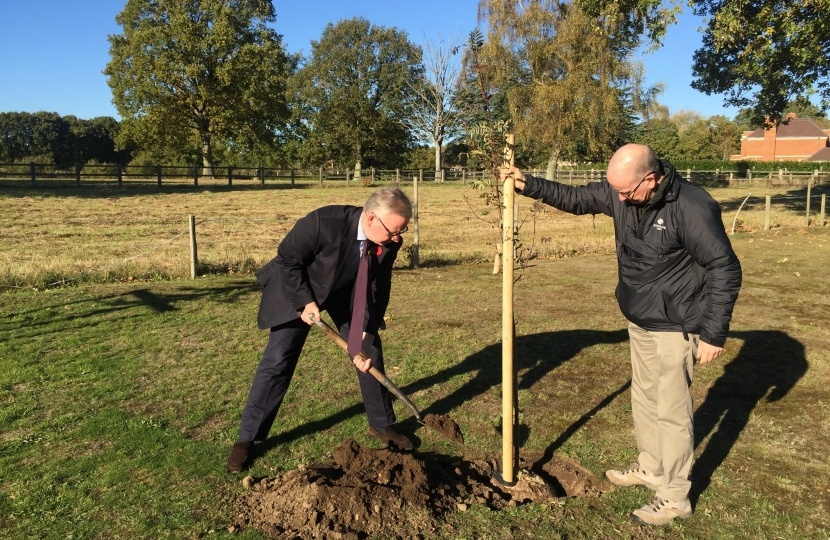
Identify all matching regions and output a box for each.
[412,175,420,268]
[498,133,516,485]
[188,214,198,279]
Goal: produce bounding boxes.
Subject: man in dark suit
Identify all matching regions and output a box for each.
[227,186,414,473]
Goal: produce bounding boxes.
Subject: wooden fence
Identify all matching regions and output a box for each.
[1,162,829,188]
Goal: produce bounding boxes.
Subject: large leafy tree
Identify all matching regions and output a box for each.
[476,0,677,174]
[690,0,830,127]
[105,0,294,173]
[292,17,423,172]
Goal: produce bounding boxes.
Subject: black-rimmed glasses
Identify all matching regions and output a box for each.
[618,171,654,199]
[375,214,408,237]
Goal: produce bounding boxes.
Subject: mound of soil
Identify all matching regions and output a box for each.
[421,413,464,444]
[229,439,602,539]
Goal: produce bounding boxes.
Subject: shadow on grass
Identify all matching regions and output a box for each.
[0,281,260,338]
[691,329,807,504]
[253,329,629,460]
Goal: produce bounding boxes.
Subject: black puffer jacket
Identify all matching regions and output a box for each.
[520,160,741,347]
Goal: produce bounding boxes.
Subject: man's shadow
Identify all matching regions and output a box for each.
[254,329,628,458]
[690,330,807,504]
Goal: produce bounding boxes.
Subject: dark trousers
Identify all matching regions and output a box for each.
[238,294,394,442]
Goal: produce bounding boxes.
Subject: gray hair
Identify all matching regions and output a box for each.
[364,186,412,220]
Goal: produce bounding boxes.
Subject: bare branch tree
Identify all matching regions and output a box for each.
[405,34,464,177]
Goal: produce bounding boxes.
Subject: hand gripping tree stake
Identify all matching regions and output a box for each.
[494,133,517,487]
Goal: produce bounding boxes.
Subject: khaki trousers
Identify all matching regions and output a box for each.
[628,321,699,502]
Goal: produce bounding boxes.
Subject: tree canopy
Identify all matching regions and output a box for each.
[292,17,423,171]
[474,0,677,173]
[0,112,128,165]
[105,0,294,172]
[690,0,830,126]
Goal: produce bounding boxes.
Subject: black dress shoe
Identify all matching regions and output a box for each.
[227,441,251,473]
[368,425,414,450]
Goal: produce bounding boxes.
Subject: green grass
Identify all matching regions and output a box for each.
[1,184,829,538]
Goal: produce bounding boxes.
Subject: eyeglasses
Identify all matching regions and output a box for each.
[618,171,654,200]
[375,214,408,238]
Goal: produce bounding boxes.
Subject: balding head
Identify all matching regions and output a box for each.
[606,144,662,204]
[608,144,659,185]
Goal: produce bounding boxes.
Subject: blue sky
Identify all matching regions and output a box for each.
[0,0,740,121]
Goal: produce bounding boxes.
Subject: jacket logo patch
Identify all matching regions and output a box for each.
[653,218,667,231]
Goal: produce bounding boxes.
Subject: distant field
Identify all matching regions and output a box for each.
[2,180,829,538]
[1,181,827,289]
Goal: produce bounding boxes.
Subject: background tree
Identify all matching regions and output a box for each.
[0,112,31,162]
[0,112,73,165]
[454,29,514,172]
[477,0,677,176]
[690,0,830,127]
[66,116,131,165]
[735,96,830,132]
[293,17,423,174]
[404,35,463,176]
[636,117,680,158]
[105,0,294,174]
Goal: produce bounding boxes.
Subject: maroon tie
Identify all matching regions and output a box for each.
[347,240,371,358]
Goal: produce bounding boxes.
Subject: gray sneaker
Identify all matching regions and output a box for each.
[632,496,692,525]
[605,461,663,490]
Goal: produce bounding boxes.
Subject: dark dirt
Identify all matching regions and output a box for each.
[421,413,464,444]
[229,439,603,539]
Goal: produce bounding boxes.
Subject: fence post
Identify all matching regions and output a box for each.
[396,169,400,183]
[412,175,420,269]
[117,165,123,187]
[420,168,424,185]
[764,195,771,231]
[462,168,466,184]
[806,178,812,226]
[441,169,445,182]
[193,164,199,186]
[748,169,753,181]
[188,214,198,278]
[228,166,233,186]
[258,166,264,187]
[30,162,36,186]
[820,194,826,227]
[291,168,295,186]
[319,167,323,187]
[75,163,81,186]
[157,165,162,186]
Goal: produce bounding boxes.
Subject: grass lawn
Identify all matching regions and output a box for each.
[1,183,829,538]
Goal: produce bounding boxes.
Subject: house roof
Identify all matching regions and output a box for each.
[746,116,829,139]
[808,147,830,161]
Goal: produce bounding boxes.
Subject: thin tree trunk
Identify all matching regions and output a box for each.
[434,137,443,177]
[545,148,560,180]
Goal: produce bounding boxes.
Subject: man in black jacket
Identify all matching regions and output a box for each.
[502,143,741,525]
[227,186,415,473]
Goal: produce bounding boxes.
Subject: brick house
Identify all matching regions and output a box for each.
[730,113,830,161]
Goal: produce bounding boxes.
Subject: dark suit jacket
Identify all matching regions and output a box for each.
[255,205,401,330]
